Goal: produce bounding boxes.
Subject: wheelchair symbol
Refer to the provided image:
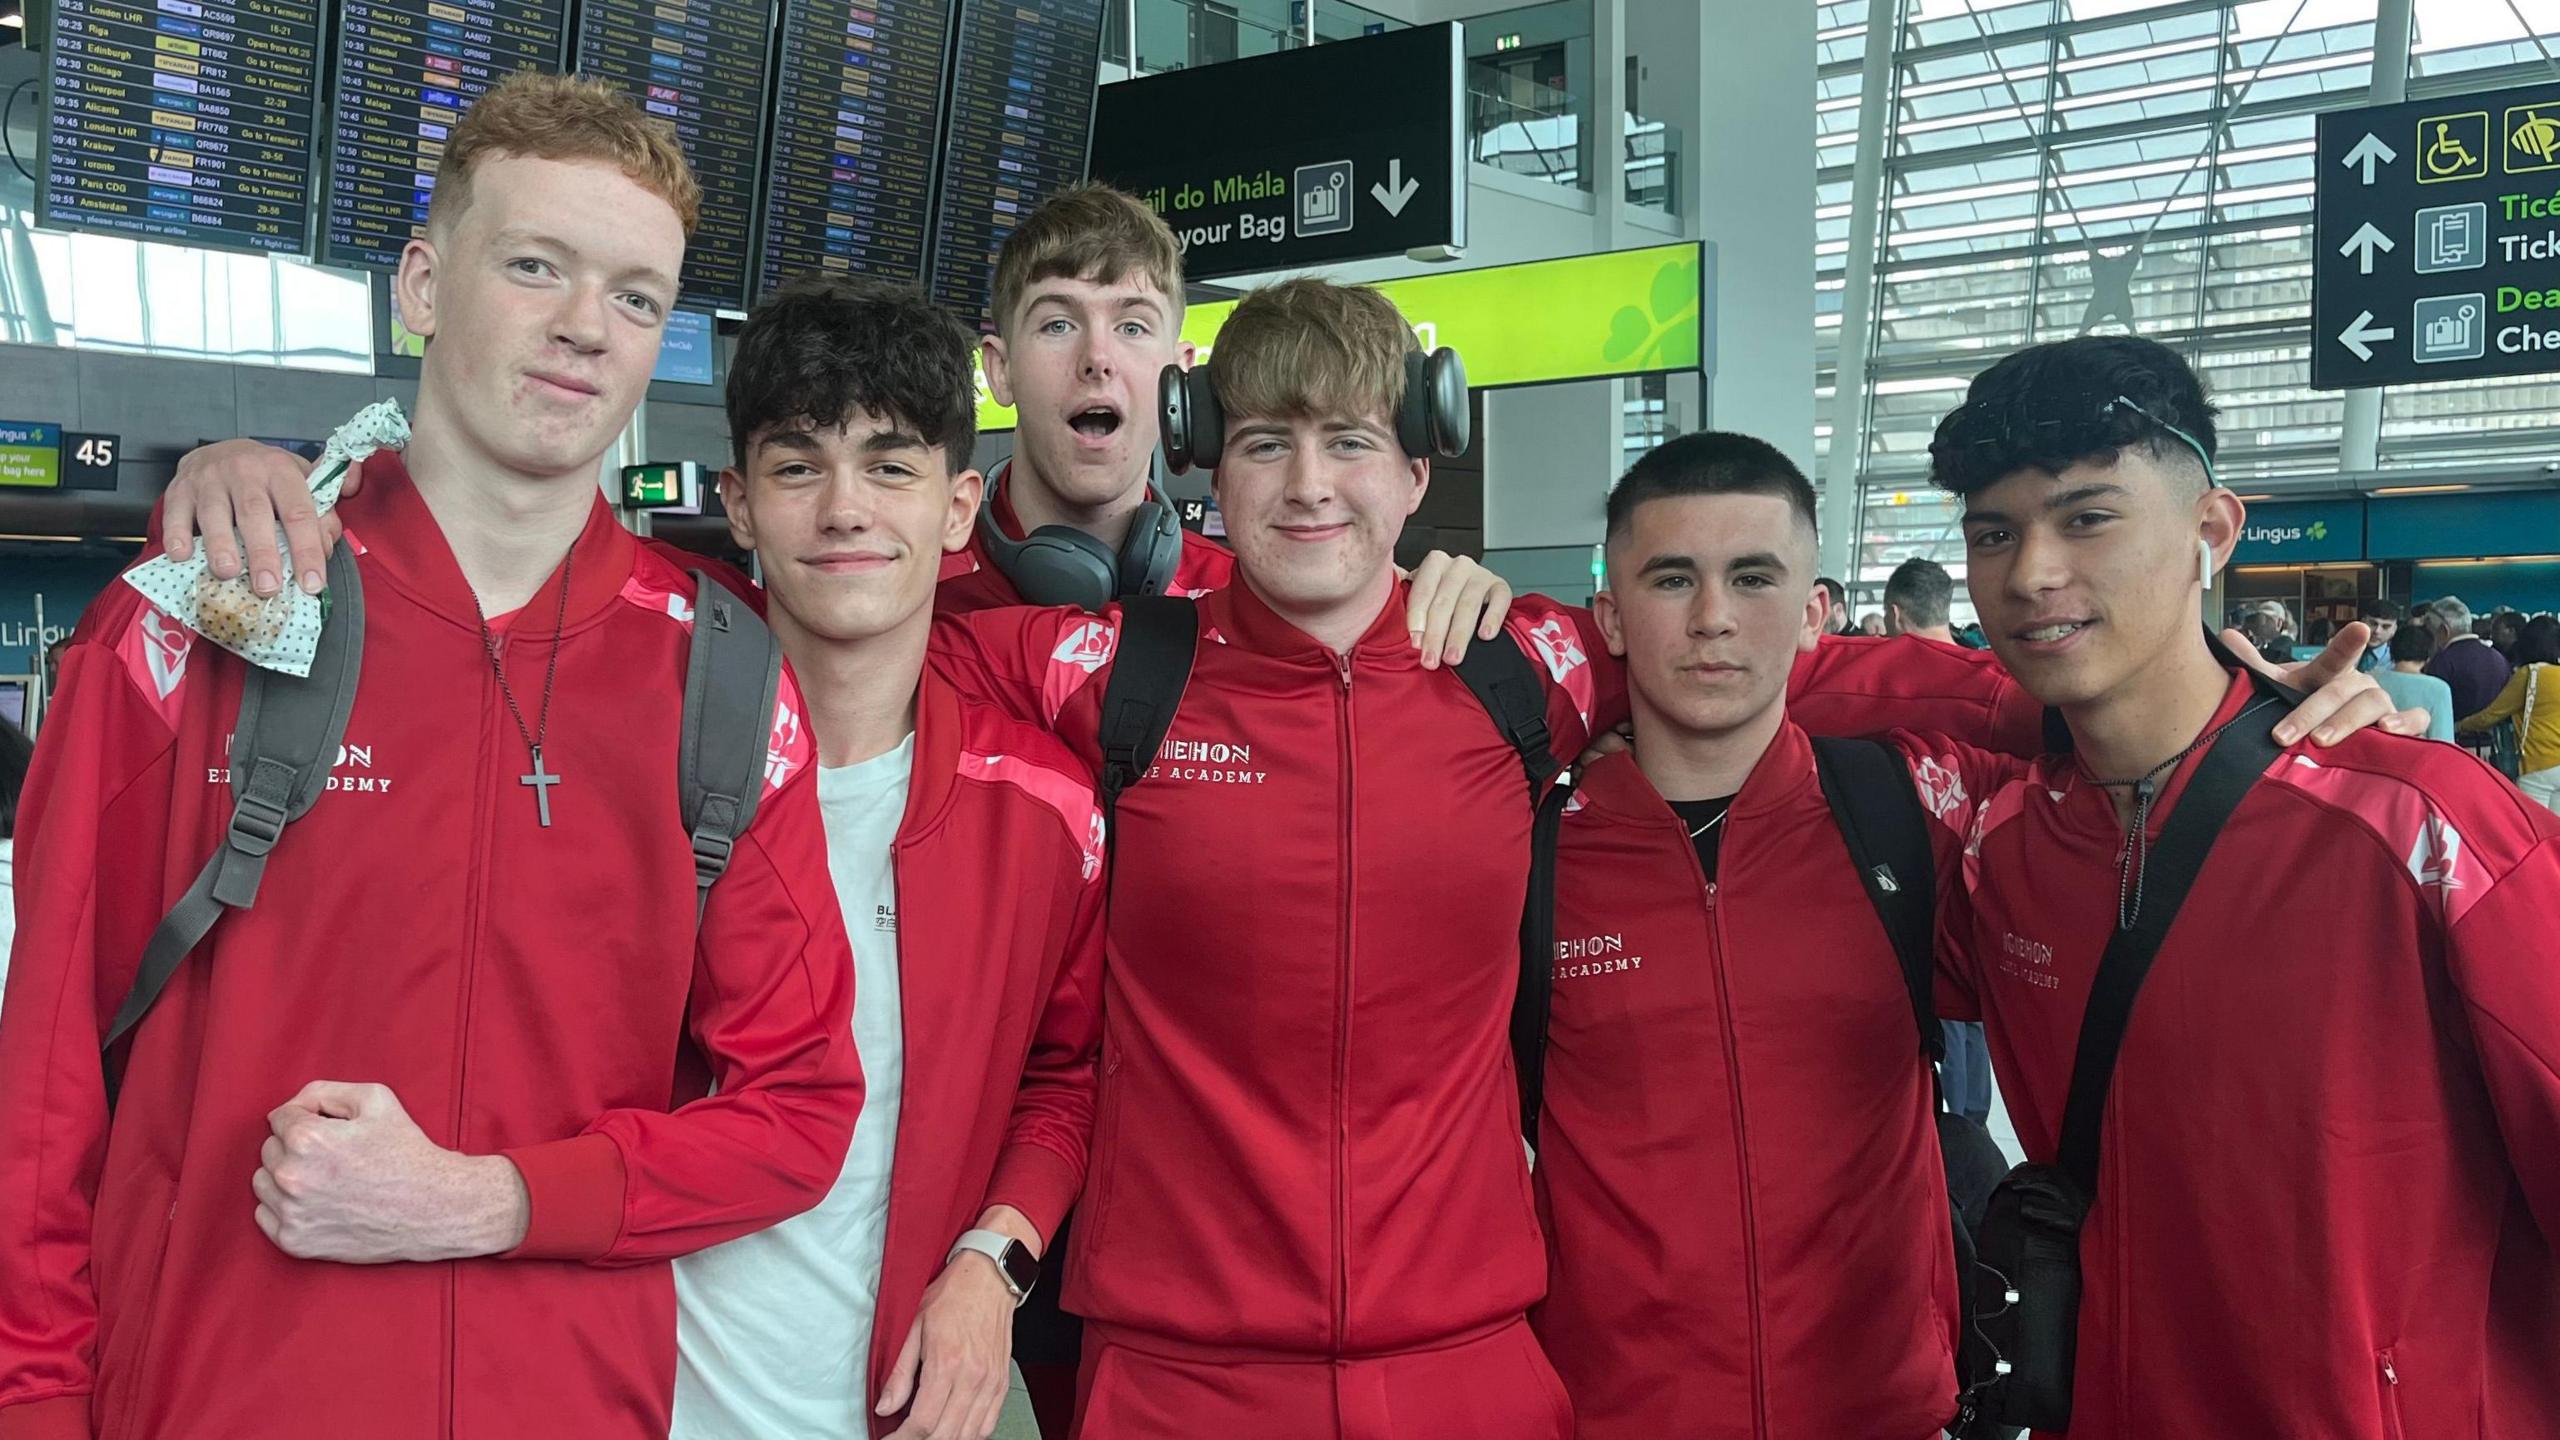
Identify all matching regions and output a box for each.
[2418,113,2489,183]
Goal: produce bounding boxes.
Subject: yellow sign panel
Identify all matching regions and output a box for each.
[2506,104,2560,175]
[2418,111,2489,183]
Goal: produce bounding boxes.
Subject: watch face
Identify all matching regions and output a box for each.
[1001,1240,1041,1299]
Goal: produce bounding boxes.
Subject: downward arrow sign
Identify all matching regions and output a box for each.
[1371,159,1420,217]
[2342,132,2397,185]
[2339,221,2395,275]
[2338,310,2395,362]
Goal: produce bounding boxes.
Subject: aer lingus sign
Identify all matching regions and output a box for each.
[975,242,1711,431]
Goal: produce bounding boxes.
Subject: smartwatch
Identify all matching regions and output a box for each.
[947,1229,1040,1306]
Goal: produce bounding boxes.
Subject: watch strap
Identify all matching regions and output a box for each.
[947,1228,1038,1307]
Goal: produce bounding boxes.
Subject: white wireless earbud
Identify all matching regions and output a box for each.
[2198,539,2216,589]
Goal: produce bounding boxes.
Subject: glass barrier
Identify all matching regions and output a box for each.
[1128,0,1406,73]
[1626,111,1678,215]
[1469,63,1587,190]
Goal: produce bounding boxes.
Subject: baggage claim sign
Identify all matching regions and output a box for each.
[2315,80,2560,388]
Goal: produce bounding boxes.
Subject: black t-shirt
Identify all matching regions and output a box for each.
[1666,795,1736,882]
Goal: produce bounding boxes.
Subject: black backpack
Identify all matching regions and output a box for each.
[1514,729,2018,1439]
[104,541,784,1092]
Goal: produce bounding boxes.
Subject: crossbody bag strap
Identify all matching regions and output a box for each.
[2053,692,2287,1192]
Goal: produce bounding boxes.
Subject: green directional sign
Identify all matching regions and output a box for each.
[974,241,1710,431]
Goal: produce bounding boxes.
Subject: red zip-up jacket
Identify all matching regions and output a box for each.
[1788,633,2046,756]
[1940,671,2560,1438]
[934,461,1236,615]
[928,580,1614,1357]
[0,461,862,1440]
[1532,724,1981,1440]
[656,550,1109,1437]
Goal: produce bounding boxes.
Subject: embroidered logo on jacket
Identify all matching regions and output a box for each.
[1994,931,2060,991]
[208,737,395,795]
[1554,931,1643,980]
[1151,734,1266,785]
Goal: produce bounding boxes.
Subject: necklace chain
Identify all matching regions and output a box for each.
[2088,697,2276,931]
[471,544,574,783]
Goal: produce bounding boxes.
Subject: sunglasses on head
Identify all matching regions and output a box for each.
[1951,393,2219,489]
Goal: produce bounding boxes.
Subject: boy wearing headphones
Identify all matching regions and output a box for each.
[942,183,1232,614]
[930,278,1608,1440]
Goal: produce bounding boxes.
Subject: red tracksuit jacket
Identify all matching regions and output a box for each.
[1940,671,2560,1438]
[928,582,1613,1361]
[1533,724,1981,1440]
[1787,633,2046,756]
[934,462,1237,614]
[661,552,1111,1438]
[0,462,862,1440]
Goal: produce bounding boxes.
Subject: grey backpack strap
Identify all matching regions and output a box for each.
[680,570,784,921]
[107,540,366,1058]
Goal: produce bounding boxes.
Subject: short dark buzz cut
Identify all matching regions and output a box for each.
[727,274,979,474]
[1605,432,1819,548]
[1884,556,1954,629]
[1926,334,2219,497]
[2361,597,2400,623]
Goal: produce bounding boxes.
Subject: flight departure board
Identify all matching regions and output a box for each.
[40,0,326,254]
[320,0,570,272]
[927,0,1105,325]
[756,0,950,298]
[572,0,773,312]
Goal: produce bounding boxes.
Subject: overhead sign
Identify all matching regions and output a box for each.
[2314,81,2560,388]
[1088,23,1465,281]
[61,432,123,492]
[0,422,63,489]
[976,241,1708,430]
[2230,498,2365,565]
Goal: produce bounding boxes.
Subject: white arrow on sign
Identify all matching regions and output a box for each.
[1371,159,1420,217]
[2338,221,2395,275]
[2338,309,2396,362]
[2342,132,2397,185]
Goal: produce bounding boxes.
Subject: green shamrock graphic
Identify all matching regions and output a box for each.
[1602,252,1702,369]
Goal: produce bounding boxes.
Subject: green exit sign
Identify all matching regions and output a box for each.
[620,460,702,511]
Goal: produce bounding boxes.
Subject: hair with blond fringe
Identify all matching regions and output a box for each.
[1210,279,1417,427]
[990,183,1184,336]
[427,70,702,239]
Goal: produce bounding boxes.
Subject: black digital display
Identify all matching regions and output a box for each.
[572,0,774,312]
[927,0,1105,326]
[755,0,950,297]
[40,0,325,255]
[319,0,571,272]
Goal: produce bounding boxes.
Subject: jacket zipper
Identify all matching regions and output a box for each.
[1690,833,1768,1436]
[446,635,506,1438]
[873,844,911,1417]
[2376,1348,2406,1440]
[1332,651,1356,1353]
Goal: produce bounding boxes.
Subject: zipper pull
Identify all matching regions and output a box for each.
[2381,1355,2399,1386]
[1333,652,1353,688]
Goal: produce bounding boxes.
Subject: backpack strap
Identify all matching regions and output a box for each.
[1810,735,1944,1065]
[1512,769,1573,1143]
[107,539,367,1060]
[1094,595,1200,820]
[681,570,784,921]
[1448,632,1571,1143]
[1450,633,1562,796]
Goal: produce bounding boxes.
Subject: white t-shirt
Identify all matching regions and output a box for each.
[670,734,912,1438]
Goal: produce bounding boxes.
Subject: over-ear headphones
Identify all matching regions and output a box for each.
[2198,539,2216,590]
[975,468,1184,611]
[1159,347,1472,474]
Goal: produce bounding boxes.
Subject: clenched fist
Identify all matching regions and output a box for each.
[252,1081,529,1263]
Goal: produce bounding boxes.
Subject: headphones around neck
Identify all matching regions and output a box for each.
[974,466,1184,612]
[1157,347,1472,474]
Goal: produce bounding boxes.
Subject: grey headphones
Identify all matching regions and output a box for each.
[1158,347,1471,473]
[975,468,1184,611]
